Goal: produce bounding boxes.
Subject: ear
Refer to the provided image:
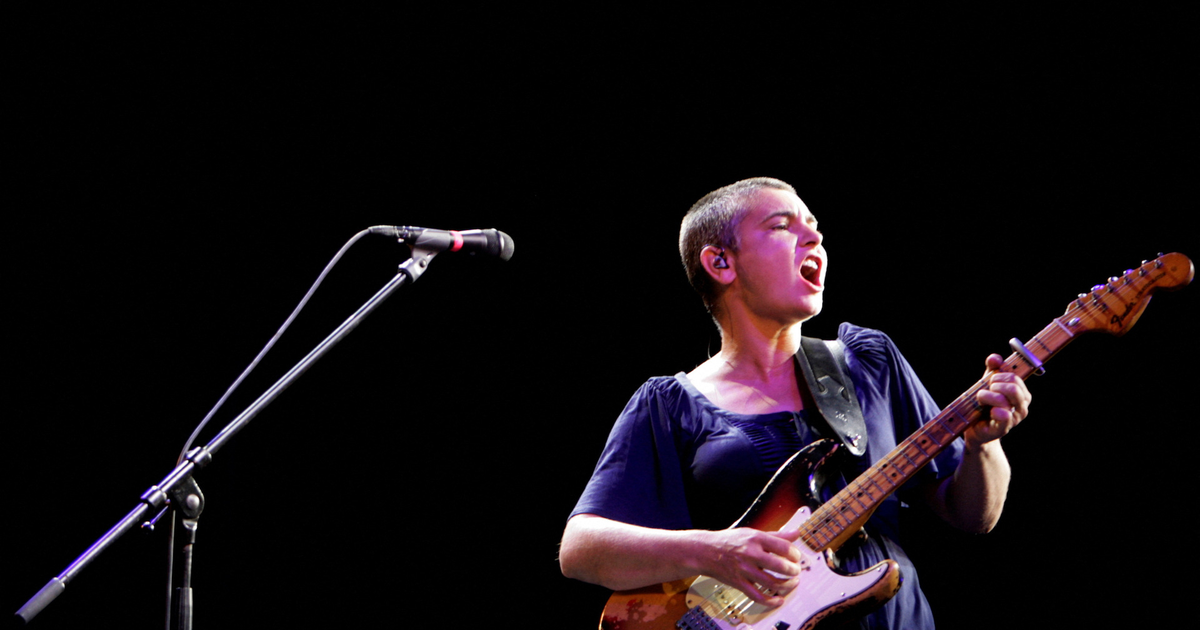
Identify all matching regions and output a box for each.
[699,245,736,286]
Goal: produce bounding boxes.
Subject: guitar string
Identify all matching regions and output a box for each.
[702,264,1156,617]
[802,378,991,548]
[798,269,1150,549]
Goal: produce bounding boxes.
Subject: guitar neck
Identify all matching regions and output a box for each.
[796,254,1193,551]
[797,317,1076,552]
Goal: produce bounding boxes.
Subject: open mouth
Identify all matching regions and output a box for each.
[800,256,822,287]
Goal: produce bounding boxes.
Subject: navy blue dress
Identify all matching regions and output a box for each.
[571,323,963,629]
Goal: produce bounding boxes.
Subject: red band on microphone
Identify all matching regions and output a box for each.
[450,230,464,252]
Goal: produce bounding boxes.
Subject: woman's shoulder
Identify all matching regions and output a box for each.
[837,322,905,366]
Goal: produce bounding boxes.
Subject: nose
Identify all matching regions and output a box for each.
[797,223,822,247]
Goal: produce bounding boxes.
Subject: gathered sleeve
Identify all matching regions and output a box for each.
[569,378,698,530]
[839,322,964,498]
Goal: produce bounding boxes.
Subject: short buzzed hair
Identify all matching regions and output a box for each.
[679,177,797,313]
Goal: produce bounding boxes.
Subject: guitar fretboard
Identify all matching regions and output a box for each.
[796,254,1189,551]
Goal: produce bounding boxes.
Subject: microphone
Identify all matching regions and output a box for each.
[369,226,515,261]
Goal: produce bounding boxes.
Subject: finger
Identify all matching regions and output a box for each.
[986,382,1030,419]
[744,565,800,600]
[987,370,1018,384]
[761,530,804,563]
[984,353,1005,373]
[989,406,1015,425]
[976,388,1011,409]
[987,370,1031,405]
[769,528,804,542]
[754,547,801,578]
[980,381,1028,409]
[982,383,1020,409]
[723,563,794,605]
[744,536,801,577]
[756,579,798,603]
[724,574,771,604]
[737,580,787,606]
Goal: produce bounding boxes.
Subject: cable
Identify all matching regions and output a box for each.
[162,227,372,629]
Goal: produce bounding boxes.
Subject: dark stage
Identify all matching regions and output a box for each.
[8,7,1198,629]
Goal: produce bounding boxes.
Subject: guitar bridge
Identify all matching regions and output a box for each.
[676,605,721,630]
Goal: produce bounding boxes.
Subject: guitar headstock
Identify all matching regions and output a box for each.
[1059,252,1193,336]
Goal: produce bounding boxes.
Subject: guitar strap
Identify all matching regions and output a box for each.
[795,337,868,457]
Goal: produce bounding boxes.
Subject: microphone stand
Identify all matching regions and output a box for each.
[168,477,204,630]
[16,246,441,625]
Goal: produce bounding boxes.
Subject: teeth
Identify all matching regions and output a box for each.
[801,258,819,282]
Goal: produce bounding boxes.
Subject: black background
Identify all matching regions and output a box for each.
[7,6,1198,629]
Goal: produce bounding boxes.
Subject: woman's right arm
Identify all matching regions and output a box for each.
[558,513,803,606]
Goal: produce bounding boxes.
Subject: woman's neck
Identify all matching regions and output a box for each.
[687,317,807,414]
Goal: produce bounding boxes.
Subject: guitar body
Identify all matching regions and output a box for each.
[596,254,1193,630]
[600,440,900,630]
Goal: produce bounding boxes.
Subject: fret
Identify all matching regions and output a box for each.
[941,403,974,432]
[861,474,888,500]
[819,510,847,532]
[845,484,875,512]
[924,416,957,446]
[909,434,935,458]
[898,445,923,469]
[959,397,984,422]
[804,527,831,548]
[885,454,911,476]
[831,503,860,525]
[875,461,901,485]
[863,472,893,500]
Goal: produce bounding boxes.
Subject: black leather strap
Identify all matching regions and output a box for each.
[796,337,868,456]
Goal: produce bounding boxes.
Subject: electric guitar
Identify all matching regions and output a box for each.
[600,252,1193,630]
